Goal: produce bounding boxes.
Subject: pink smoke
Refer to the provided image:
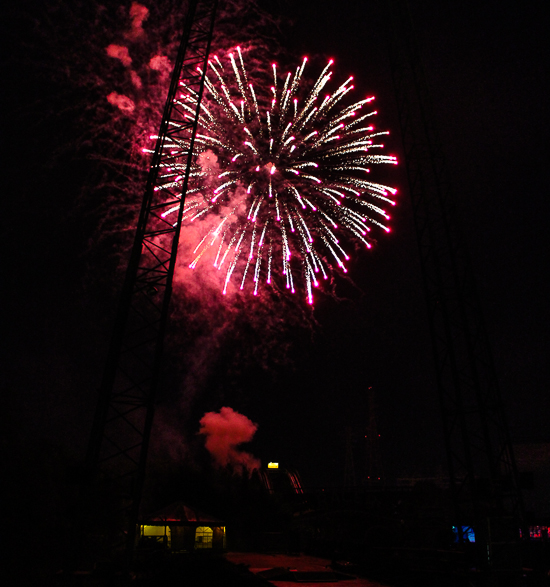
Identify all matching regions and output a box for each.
[173,148,251,298]
[125,2,149,41]
[149,55,171,74]
[106,92,135,113]
[105,44,132,67]
[199,407,260,474]
[130,70,143,89]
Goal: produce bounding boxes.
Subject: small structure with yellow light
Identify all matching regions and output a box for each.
[139,501,226,552]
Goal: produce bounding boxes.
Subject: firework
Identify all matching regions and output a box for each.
[146,48,397,304]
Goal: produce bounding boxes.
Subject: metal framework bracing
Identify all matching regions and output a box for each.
[386,0,523,581]
[85,0,218,553]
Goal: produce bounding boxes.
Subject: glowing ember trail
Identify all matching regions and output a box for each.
[146,49,398,304]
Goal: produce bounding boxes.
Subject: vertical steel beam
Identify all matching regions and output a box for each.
[386,0,523,582]
[85,0,218,555]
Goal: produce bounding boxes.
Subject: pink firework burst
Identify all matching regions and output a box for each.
[150,47,398,305]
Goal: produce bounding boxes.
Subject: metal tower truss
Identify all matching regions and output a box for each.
[85,0,218,553]
[386,0,523,581]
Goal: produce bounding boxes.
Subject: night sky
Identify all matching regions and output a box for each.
[2,0,549,503]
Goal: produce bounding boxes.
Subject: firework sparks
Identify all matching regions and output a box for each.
[149,49,397,305]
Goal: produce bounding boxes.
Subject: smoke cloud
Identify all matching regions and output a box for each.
[199,407,260,474]
[130,70,143,89]
[105,44,132,67]
[106,92,135,113]
[149,55,171,74]
[31,0,313,463]
[125,2,149,41]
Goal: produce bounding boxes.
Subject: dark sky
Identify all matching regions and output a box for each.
[2,0,549,495]
[248,0,550,488]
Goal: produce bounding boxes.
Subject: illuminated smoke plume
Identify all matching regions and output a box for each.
[149,55,172,74]
[21,1,375,458]
[34,0,285,283]
[125,1,149,41]
[199,407,260,473]
[61,0,313,460]
[106,91,136,113]
[105,43,133,67]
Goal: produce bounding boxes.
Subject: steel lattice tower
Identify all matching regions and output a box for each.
[386,0,523,583]
[84,0,218,555]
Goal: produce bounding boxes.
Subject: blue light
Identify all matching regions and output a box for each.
[452,525,475,543]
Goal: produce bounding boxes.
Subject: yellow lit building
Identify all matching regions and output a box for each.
[139,502,226,552]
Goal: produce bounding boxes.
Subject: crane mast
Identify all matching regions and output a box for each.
[386,0,523,583]
[84,0,218,556]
